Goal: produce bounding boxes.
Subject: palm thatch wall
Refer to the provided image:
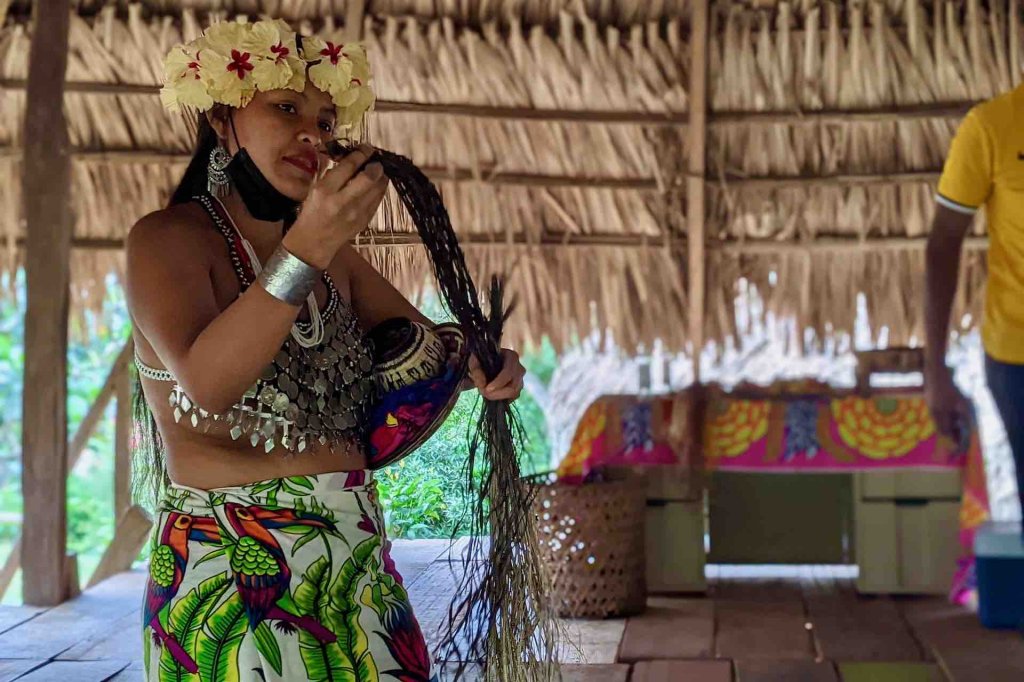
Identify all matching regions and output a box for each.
[0,0,1013,352]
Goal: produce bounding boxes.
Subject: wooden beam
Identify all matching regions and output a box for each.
[1013,0,1022,90]
[0,340,132,602]
[0,78,978,128]
[9,233,992,254]
[0,147,661,190]
[114,343,133,520]
[344,0,366,41]
[86,505,152,589]
[16,232,680,251]
[114,352,133,518]
[354,231,679,248]
[0,144,951,192]
[0,537,21,600]
[687,0,709,379]
[0,78,689,126]
[715,171,941,190]
[68,341,133,465]
[20,0,73,607]
[713,235,989,255]
[711,102,972,126]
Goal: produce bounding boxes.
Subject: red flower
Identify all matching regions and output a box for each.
[381,610,433,682]
[382,539,404,586]
[227,49,254,79]
[319,41,344,65]
[357,513,378,536]
[186,51,202,79]
[270,42,289,63]
[343,470,366,488]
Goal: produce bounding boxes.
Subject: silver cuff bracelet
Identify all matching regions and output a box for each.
[257,245,321,306]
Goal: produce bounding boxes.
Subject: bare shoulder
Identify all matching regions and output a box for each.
[126,202,221,268]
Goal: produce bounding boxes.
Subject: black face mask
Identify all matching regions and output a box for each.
[224,115,300,225]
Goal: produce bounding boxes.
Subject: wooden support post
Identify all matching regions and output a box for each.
[687,0,709,380]
[344,0,366,41]
[0,339,132,601]
[114,340,134,519]
[1012,0,1021,88]
[20,0,73,606]
[64,554,80,600]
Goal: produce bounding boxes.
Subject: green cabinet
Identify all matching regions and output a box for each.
[708,472,852,564]
[645,499,706,593]
[854,472,961,595]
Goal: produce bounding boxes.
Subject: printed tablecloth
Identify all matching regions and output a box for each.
[556,382,991,605]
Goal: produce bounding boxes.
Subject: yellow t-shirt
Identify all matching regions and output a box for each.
[938,86,1024,363]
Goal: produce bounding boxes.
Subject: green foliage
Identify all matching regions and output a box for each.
[0,272,133,595]
[194,591,248,682]
[0,270,558,603]
[159,572,233,682]
[374,374,551,539]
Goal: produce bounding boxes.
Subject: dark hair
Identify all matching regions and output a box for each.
[132,112,223,510]
[168,114,220,206]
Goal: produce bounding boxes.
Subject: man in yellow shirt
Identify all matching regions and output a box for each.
[926,86,1024,526]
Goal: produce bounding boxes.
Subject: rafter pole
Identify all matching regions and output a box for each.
[687,0,710,380]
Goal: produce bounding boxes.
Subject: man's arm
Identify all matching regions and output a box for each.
[924,204,974,436]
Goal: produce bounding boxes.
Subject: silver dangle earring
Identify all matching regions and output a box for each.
[207,145,231,197]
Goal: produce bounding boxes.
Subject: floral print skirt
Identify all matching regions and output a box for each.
[142,470,437,682]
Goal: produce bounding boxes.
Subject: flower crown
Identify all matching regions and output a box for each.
[160,19,374,131]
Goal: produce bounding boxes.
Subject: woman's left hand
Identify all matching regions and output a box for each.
[466,349,526,401]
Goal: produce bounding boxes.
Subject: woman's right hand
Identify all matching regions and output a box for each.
[283,143,388,269]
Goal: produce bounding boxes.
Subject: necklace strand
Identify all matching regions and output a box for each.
[213,197,325,348]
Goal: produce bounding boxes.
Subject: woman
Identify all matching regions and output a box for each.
[129,20,525,681]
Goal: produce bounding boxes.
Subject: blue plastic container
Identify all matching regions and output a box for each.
[974,521,1024,629]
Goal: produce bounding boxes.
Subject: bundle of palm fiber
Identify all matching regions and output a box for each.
[335,143,562,681]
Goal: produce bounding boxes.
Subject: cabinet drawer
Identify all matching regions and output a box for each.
[854,499,960,595]
[854,500,899,593]
[858,470,961,501]
[897,500,960,594]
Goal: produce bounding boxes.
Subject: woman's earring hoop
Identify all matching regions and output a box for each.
[207,145,231,197]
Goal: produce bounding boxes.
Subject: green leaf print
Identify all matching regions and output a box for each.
[299,635,358,682]
[253,622,283,677]
[196,591,248,682]
[328,536,382,682]
[144,629,151,675]
[194,546,229,569]
[294,556,358,682]
[288,476,315,491]
[291,528,321,556]
[245,480,279,496]
[159,573,233,682]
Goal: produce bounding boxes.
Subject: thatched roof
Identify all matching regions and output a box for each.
[0,0,1007,352]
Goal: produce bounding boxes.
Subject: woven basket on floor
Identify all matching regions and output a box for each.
[528,473,647,618]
